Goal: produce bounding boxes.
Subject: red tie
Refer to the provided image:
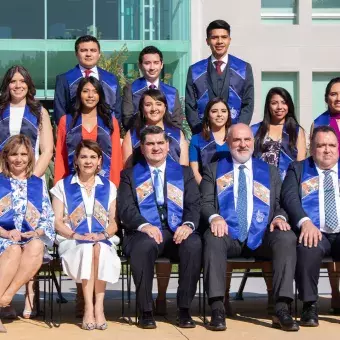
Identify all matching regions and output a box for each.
[149,84,156,89]
[214,60,224,75]
[84,69,92,78]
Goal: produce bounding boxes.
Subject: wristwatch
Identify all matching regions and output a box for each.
[183,222,195,231]
[102,231,110,239]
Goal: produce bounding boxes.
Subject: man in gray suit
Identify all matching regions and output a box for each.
[185,20,254,134]
[201,123,298,332]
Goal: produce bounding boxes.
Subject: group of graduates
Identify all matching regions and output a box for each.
[0,18,340,334]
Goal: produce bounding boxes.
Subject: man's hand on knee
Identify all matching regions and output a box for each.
[210,216,228,238]
[141,225,163,244]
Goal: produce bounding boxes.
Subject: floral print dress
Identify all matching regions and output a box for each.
[0,178,55,255]
[260,136,281,167]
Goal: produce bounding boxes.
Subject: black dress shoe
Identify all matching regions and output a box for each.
[300,302,319,327]
[207,309,226,331]
[177,309,196,328]
[138,312,157,329]
[272,308,299,331]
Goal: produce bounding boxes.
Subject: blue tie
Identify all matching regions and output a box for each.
[324,170,338,231]
[153,169,164,206]
[237,165,248,242]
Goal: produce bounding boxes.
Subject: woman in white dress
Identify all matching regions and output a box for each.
[0,65,54,319]
[51,139,121,331]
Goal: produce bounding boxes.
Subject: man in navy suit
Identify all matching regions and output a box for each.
[53,35,121,125]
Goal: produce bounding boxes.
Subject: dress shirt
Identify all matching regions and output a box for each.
[211,54,229,73]
[146,79,160,89]
[79,65,99,80]
[298,163,340,233]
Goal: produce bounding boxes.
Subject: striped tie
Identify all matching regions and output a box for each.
[153,169,164,206]
[237,165,248,242]
[324,170,338,230]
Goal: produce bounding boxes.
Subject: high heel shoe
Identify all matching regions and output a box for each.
[23,294,37,319]
[0,321,7,333]
[81,322,96,330]
[96,322,108,330]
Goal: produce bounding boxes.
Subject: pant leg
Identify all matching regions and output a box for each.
[296,234,331,302]
[328,232,340,261]
[203,229,242,299]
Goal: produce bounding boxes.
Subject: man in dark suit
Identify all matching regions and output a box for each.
[118,125,201,329]
[281,125,340,327]
[185,20,254,134]
[53,35,121,125]
[201,123,298,332]
[122,46,183,130]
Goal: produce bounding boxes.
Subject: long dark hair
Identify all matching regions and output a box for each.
[72,77,113,134]
[255,87,301,153]
[0,65,42,126]
[201,97,231,141]
[133,89,178,138]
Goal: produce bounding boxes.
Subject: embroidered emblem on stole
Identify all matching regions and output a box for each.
[25,201,41,229]
[93,200,107,227]
[167,183,183,208]
[0,193,11,217]
[217,172,233,195]
[69,203,86,230]
[254,181,270,205]
[301,177,319,199]
[136,179,153,204]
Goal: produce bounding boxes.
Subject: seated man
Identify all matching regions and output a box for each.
[281,125,340,327]
[201,123,298,331]
[118,125,201,329]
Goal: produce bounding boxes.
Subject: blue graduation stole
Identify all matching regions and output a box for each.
[216,155,270,250]
[65,65,118,117]
[0,174,43,233]
[301,157,340,229]
[131,78,176,115]
[314,111,330,128]
[133,157,184,232]
[191,55,247,123]
[0,105,38,152]
[251,122,298,180]
[131,124,181,163]
[65,114,112,178]
[63,174,111,245]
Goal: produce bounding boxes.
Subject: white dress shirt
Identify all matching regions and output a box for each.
[79,65,99,80]
[211,54,229,73]
[298,163,340,233]
[146,79,160,89]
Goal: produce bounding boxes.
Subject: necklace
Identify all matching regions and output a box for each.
[79,179,95,195]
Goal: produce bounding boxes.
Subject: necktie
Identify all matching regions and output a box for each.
[214,60,224,75]
[237,165,248,242]
[324,170,338,230]
[153,169,164,206]
[84,69,92,78]
[149,84,156,89]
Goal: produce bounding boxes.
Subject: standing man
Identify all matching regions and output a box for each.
[118,126,201,329]
[201,124,298,332]
[186,20,254,134]
[281,125,340,327]
[122,46,183,130]
[53,35,121,125]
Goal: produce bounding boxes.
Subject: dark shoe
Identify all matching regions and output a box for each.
[207,309,226,331]
[138,312,157,329]
[272,308,299,331]
[177,309,196,328]
[267,290,274,316]
[154,298,167,316]
[300,302,319,327]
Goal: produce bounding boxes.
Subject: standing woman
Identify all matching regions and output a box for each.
[54,77,122,187]
[252,87,306,179]
[51,140,120,330]
[189,98,231,184]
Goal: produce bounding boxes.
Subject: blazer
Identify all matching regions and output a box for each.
[53,65,122,125]
[117,165,200,234]
[121,79,183,130]
[200,159,287,229]
[185,57,254,134]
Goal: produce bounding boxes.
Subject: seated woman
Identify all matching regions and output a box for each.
[51,140,121,331]
[122,88,189,168]
[0,135,55,333]
[189,98,231,184]
[54,76,122,187]
[252,87,306,179]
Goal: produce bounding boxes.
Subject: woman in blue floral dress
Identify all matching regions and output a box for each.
[0,135,55,333]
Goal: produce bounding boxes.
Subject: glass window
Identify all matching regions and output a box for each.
[0,0,44,38]
[312,72,340,118]
[312,0,340,24]
[96,0,119,40]
[47,0,92,39]
[261,0,297,24]
[261,72,299,118]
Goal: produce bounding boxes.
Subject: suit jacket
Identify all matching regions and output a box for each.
[121,79,183,130]
[185,57,254,134]
[200,159,287,230]
[53,65,122,125]
[117,165,200,234]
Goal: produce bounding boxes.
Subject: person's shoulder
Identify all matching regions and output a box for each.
[120,166,134,179]
[97,66,118,80]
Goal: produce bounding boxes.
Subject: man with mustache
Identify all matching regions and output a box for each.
[185,20,254,134]
[201,123,298,331]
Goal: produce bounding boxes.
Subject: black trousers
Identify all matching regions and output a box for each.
[123,229,202,312]
[203,228,297,303]
[296,232,340,302]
